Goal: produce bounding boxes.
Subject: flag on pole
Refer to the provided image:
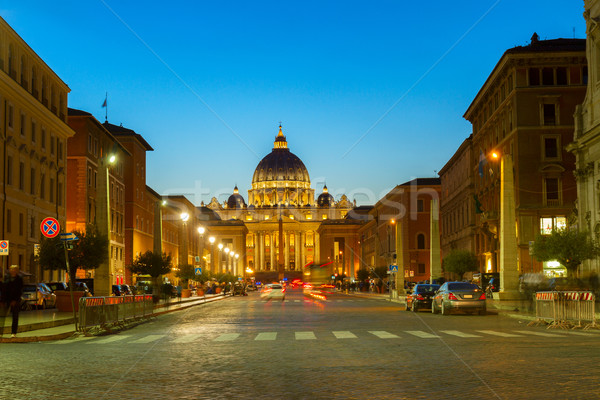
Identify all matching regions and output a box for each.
[101,94,107,108]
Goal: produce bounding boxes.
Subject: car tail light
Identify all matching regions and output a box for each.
[416,295,425,300]
[479,293,486,300]
[448,293,458,300]
[281,288,286,293]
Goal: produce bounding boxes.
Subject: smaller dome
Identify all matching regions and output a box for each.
[317,184,334,207]
[227,186,246,209]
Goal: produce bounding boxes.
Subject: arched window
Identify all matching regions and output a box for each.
[417,233,426,249]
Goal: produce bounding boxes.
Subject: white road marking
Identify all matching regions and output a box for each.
[440,330,481,338]
[255,332,277,341]
[295,331,317,340]
[214,333,240,342]
[130,334,165,344]
[332,331,357,339]
[404,330,439,338]
[513,330,566,337]
[369,331,400,339]
[172,334,203,343]
[87,335,131,344]
[48,336,97,344]
[476,330,523,338]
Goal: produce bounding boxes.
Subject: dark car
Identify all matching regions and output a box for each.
[432,281,486,315]
[67,282,92,296]
[405,284,440,312]
[45,282,68,293]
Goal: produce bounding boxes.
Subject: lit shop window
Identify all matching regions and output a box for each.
[540,217,566,235]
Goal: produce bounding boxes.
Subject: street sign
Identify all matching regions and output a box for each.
[40,217,60,238]
[194,256,200,263]
[60,232,79,241]
[33,243,39,256]
[0,240,8,256]
[194,267,202,275]
[388,265,398,272]
[528,241,535,256]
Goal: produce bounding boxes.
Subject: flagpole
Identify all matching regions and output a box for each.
[105,92,108,122]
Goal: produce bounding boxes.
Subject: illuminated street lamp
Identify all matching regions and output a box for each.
[218,243,224,273]
[208,236,216,273]
[197,226,206,271]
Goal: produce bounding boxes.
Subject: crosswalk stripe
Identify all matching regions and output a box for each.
[564,331,598,337]
[214,333,240,342]
[295,331,317,340]
[294,300,300,302]
[369,331,399,339]
[172,334,203,343]
[88,335,131,344]
[48,336,96,344]
[130,334,165,344]
[332,331,357,339]
[476,330,523,338]
[513,330,566,337]
[440,330,481,338]
[405,330,439,338]
[255,332,277,341]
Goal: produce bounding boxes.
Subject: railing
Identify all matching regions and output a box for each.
[528,291,598,330]
[78,295,154,333]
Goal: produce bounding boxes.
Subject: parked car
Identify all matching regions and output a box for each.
[432,281,486,315]
[260,283,285,301]
[45,282,68,293]
[112,284,129,296]
[405,284,440,312]
[67,282,92,296]
[120,284,133,295]
[21,283,57,310]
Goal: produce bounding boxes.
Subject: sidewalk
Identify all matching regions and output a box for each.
[0,293,230,343]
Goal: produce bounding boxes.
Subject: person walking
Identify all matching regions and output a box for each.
[1,265,24,338]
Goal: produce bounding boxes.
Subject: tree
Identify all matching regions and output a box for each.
[356,268,370,282]
[128,251,172,278]
[175,264,196,287]
[37,224,109,285]
[443,250,478,280]
[532,229,599,277]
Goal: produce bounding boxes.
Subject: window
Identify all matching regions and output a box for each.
[544,137,559,159]
[49,177,54,202]
[556,67,567,85]
[88,134,93,153]
[87,167,92,186]
[543,104,556,125]
[6,156,13,185]
[30,167,35,195]
[50,135,55,155]
[41,129,46,149]
[417,199,424,212]
[40,173,45,199]
[58,140,63,160]
[417,234,426,249]
[540,217,567,234]
[418,263,425,274]
[20,113,25,137]
[542,68,554,85]
[529,68,540,86]
[545,177,559,204]
[19,213,23,236]
[6,209,11,233]
[57,182,63,206]
[583,66,588,85]
[7,104,13,128]
[19,161,25,190]
[31,121,36,143]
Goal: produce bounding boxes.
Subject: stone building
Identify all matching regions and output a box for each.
[0,17,73,280]
[568,0,600,274]
[463,34,586,278]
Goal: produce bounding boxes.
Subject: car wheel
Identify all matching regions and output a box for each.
[478,308,486,316]
[441,301,450,315]
[431,302,438,314]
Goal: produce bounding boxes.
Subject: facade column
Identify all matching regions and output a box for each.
[270,232,275,270]
[300,231,306,268]
[294,231,300,271]
[258,231,264,272]
[315,232,320,262]
[284,232,290,270]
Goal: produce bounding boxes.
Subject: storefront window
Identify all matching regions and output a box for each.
[540,216,566,234]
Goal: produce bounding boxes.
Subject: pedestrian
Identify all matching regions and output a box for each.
[0,265,24,338]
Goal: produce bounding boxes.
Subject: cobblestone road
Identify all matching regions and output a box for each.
[1,289,599,399]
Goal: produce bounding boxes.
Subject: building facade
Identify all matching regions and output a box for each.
[568,0,600,274]
[463,34,587,278]
[0,17,73,281]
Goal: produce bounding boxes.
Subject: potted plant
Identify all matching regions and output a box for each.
[176,264,196,298]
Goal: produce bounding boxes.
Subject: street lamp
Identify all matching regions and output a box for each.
[208,236,215,273]
[180,212,190,266]
[235,253,240,276]
[96,152,117,296]
[218,243,223,273]
[197,226,205,271]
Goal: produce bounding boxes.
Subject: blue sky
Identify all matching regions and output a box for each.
[1,1,586,205]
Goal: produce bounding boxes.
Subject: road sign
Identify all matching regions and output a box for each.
[60,232,79,241]
[194,267,202,275]
[0,240,8,256]
[195,256,200,263]
[40,217,60,238]
[388,265,398,272]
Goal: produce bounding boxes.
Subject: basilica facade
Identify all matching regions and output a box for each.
[199,126,366,278]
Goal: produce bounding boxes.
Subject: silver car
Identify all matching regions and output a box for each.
[260,284,286,301]
[431,282,486,315]
[21,283,57,310]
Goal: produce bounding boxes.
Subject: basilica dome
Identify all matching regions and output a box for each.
[227,186,246,209]
[251,126,310,185]
[317,184,335,207]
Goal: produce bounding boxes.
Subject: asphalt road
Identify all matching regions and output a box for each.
[2,288,599,400]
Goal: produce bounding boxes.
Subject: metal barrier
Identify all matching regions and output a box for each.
[528,291,599,330]
[78,295,154,333]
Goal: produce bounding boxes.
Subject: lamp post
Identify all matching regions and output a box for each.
[180,212,190,267]
[224,247,230,273]
[235,253,240,277]
[197,226,205,271]
[96,152,117,296]
[490,151,520,299]
[208,236,215,273]
[218,243,223,274]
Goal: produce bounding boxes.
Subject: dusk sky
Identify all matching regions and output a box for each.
[1,1,586,206]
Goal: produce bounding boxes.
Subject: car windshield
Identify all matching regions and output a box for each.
[23,285,37,292]
[416,285,440,293]
[447,283,479,291]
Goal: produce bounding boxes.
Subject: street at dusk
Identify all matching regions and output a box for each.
[3,291,600,399]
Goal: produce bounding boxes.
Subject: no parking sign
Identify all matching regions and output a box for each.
[0,240,8,255]
[40,217,60,238]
